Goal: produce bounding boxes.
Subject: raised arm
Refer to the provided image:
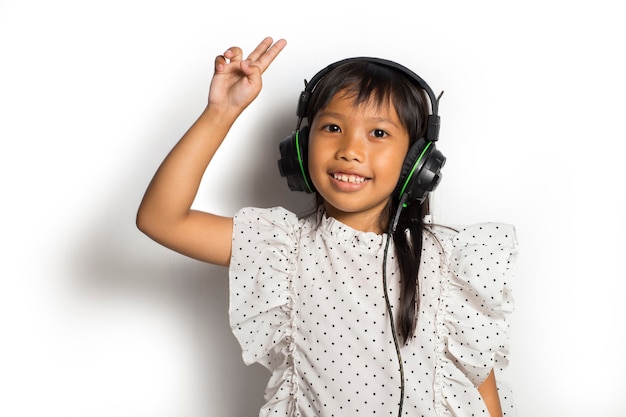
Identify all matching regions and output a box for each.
[136,37,287,266]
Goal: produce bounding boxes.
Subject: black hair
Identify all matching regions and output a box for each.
[306,60,431,344]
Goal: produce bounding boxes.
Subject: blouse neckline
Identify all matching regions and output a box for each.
[314,207,388,254]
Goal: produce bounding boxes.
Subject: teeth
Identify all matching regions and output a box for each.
[333,173,365,184]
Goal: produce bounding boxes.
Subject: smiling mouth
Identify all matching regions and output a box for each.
[332,173,368,184]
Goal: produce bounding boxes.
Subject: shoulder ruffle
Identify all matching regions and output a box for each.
[433,223,518,415]
[228,206,300,408]
[229,206,303,414]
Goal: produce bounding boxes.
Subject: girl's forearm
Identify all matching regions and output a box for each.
[136,104,239,237]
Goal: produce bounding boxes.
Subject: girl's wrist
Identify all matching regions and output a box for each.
[201,102,241,123]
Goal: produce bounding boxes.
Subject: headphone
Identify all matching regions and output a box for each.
[277,57,446,206]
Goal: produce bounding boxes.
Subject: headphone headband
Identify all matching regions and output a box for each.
[296,57,441,142]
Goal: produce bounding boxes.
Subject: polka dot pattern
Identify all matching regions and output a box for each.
[229,207,518,417]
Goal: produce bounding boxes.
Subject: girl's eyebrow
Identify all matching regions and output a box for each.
[317,111,401,128]
[368,116,400,128]
[315,110,343,119]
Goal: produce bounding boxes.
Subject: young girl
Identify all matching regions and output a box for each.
[137,37,518,417]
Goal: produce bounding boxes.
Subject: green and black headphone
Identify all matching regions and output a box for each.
[278,57,446,206]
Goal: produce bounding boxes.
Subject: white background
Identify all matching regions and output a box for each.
[1,0,625,416]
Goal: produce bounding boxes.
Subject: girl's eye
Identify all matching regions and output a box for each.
[372,129,388,138]
[323,124,341,133]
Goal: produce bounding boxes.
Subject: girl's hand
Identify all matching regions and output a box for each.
[208,37,287,113]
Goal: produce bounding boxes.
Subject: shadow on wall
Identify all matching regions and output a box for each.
[214,100,317,216]
[65,99,312,416]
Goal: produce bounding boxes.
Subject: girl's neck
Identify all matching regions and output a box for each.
[323,203,387,234]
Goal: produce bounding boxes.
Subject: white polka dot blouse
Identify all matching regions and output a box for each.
[229,206,518,417]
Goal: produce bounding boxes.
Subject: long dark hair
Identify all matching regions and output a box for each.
[306,60,431,344]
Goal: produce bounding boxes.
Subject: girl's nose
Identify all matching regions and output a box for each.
[336,131,365,162]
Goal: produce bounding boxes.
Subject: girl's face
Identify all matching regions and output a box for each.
[308,91,410,233]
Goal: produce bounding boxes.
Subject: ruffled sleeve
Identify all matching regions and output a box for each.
[434,222,518,415]
[228,207,300,369]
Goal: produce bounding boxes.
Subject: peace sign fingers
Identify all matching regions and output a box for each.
[243,37,287,75]
[209,37,287,112]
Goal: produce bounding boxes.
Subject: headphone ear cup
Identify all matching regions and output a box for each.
[394,138,446,204]
[277,125,316,193]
